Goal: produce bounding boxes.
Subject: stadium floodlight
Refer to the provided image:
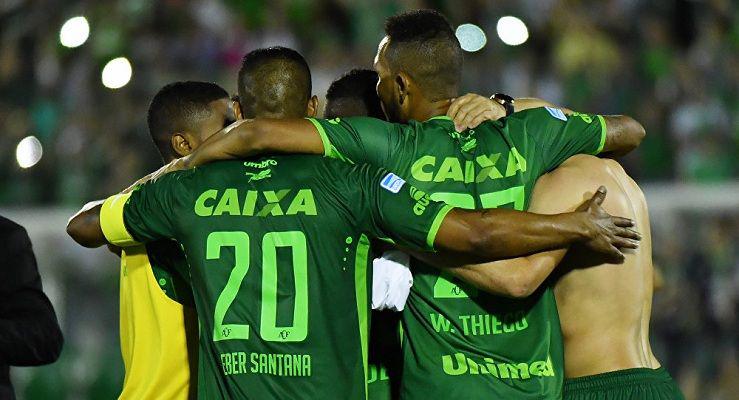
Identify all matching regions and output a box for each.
[496,16,529,46]
[59,16,90,48]
[455,23,487,52]
[101,57,132,89]
[16,136,43,169]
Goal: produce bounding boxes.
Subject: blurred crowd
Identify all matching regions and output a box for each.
[0,0,736,205]
[0,0,737,399]
[649,209,739,399]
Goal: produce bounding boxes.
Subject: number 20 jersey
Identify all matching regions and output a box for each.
[308,108,606,400]
[99,156,450,399]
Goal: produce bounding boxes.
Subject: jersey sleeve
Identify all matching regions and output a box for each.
[524,107,606,172]
[306,116,411,167]
[343,163,453,251]
[99,172,189,246]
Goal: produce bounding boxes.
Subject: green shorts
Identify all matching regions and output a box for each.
[563,367,684,400]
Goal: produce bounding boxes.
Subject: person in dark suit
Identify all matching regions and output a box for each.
[0,216,63,400]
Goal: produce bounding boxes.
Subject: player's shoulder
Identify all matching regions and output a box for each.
[416,116,455,131]
[540,154,605,183]
[537,155,634,198]
[324,115,398,129]
[154,160,250,192]
[190,159,274,180]
[558,155,645,204]
[416,116,477,142]
[271,154,339,168]
[556,154,626,177]
[269,154,355,179]
[508,107,566,124]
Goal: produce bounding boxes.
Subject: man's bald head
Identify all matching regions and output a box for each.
[237,47,312,119]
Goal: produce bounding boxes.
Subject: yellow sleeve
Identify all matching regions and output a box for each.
[100,193,140,247]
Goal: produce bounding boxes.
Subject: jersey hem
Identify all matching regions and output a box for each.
[426,205,454,250]
[101,193,139,247]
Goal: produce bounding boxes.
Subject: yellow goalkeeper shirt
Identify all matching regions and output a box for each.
[116,243,198,400]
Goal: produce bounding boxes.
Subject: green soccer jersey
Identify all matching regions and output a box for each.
[308,107,606,400]
[146,240,195,306]
[99,155,452,400]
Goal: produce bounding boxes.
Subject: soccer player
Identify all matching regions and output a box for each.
[325,69,386,120]
[325,68,402,400]
[68,55,642,400]
[234,47,319,120]
[323,69,542,400]
[324,69,547,400]
[68,151,638,400]
[173,9,646,399]
[67,81,235,399]
[542,156,683,399]
[415,154,684,399]
[68,46,320,397]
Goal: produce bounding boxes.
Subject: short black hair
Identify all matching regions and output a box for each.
[325,69,385,119]
[146,81,228,161]
[238,46,312,119]
[383,9,462,100]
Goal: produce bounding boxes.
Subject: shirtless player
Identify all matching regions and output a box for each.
[543,155,683,399]
[432,154,684,399]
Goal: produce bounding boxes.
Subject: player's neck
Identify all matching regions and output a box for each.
[409,98,453,122]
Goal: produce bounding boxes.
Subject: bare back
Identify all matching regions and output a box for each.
[533,155,660,378]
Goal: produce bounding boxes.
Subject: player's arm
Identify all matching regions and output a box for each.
[178,116,404,171]
[180,118,324,169]
[66,162,190,248]
[413,160,601,298]
[66,200,105,248]
[433,186,639,262]
[67,161,194,248]
[67,173,185,249]
[447,94,573,131]
[598,115,645,157]
[411,248,564,299]
[355,166,639,263]
[446,94,644,157]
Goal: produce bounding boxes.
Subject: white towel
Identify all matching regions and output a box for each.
[371,250,413,311]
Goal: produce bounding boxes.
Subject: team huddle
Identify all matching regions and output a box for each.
[66,9,684,400]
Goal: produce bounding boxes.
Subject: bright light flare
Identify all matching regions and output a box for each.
[59,16,90,48]
[101,57,132,89]
[496,16,529,46]
[455,23,487,52]
[16,136,43,169]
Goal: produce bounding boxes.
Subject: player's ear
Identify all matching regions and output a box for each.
[171,132,194,157]
[306,95,319,118]
[394,72,410,105]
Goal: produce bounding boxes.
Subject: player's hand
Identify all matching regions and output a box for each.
[164,157,189,173]
[448,93,506,131]
[119,160,184,194]
[576,186,641,263]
